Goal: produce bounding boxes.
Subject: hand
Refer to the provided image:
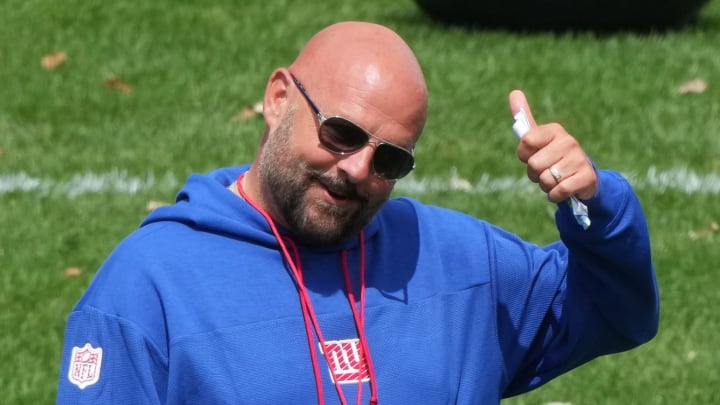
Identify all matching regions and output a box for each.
[508,90,597,202]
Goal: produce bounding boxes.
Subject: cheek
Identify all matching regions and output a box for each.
[294,132,340,169]
[367,180,394,202]
[286,117,332,164]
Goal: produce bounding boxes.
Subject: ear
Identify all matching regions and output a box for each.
[262,68,292,130]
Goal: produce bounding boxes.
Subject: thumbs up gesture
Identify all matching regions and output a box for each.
[509,90,598,203]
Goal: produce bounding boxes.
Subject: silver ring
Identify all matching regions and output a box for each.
[549,165,563,183]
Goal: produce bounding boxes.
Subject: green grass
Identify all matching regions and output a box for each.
[2,0,720,403]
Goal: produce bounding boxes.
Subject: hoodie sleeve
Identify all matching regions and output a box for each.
[499,169,659,396]
[56,236,171,405]
[56,306,167,404]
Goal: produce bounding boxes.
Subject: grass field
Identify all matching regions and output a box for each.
[1,0,719,403]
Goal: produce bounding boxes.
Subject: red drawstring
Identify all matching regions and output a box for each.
[341,243,378,405]
[236,174,378,405]
[284,238,327,402]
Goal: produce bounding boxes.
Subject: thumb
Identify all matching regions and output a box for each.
[509,89,537,127]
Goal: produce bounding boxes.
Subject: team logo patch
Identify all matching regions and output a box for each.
[320,338,370,384]
[68,343,103,389]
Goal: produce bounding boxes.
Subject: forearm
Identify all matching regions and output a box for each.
[559,169,659,346]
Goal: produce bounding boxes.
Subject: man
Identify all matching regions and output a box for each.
[57,21,659,404]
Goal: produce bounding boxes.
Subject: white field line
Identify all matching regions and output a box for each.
[397,166,720,195]
[0,170,180,197]
[0,166,719,197]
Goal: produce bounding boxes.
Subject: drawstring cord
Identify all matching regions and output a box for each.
[341,244,378,405]
[236,174,378,405]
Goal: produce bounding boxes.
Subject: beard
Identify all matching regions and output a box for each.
[256,109,389,246]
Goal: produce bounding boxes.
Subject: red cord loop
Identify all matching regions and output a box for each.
[236,174,378,405]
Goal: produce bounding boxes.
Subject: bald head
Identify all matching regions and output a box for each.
[244,23,429,242]
[289,22,428,142]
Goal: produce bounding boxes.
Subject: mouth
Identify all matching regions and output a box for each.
[322,183,353,205]
[317,179,365,207]
[326,186,350,201]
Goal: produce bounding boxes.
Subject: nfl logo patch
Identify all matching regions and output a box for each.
[320,338,370,384]
[68,343,103,389]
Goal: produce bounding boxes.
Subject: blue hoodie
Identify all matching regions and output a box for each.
[57,165,659,404]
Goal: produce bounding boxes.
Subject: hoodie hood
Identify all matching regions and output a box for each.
[141,165,380,251]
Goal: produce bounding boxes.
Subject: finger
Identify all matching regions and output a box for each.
[535,169,556,194]
[525,162,559,184]
[508,89,537,127]
[547,175,584,203]
[545,164,598,202]
[545,165,576,202]
[523,127,574,171]
[534,164,568,194]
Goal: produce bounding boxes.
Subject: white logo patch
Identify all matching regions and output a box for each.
[320,338,370,384]
[68,343,103,389]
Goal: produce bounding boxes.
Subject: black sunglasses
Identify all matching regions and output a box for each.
[289,73,415,180]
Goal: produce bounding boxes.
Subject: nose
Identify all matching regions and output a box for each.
[335,144,375,183]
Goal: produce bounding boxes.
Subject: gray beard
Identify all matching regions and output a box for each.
[256,110,386,246]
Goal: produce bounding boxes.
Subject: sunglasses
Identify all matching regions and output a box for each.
[289,73,416,180]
